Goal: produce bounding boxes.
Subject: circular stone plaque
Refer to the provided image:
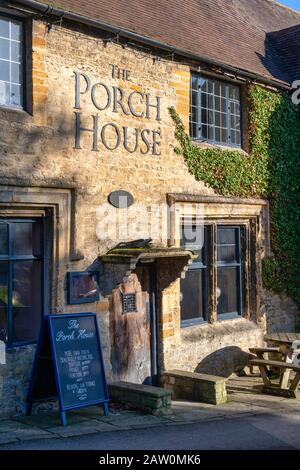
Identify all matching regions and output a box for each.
[108,190,134,208]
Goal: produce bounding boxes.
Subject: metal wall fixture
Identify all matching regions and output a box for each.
[108,190,134,208]
[122,293,137,314]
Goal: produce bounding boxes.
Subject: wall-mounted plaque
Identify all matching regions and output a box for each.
[108,190,134,208]
[122,293,137,314]
[67,271,99,304]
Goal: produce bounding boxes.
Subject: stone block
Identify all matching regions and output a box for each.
[108,381,172,415]
[161,370,227,405]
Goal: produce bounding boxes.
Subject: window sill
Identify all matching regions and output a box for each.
[181,318,207,328]
[181,314,245,329]
[217,313,242,321]
[191,139,248,155]
[5,341,37,352]
[0,105,29,116]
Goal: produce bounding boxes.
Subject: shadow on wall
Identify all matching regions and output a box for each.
[195,346,252,378]
[0,103,78,188]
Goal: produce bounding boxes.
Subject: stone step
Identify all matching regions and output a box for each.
[161,369,227,405]
[108,381,172,415]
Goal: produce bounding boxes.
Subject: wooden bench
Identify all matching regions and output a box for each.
[249,347,283,375]
[250,358,300,398]
[249,347,282,358]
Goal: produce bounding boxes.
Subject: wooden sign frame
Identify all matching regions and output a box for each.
[67,271,100,304]
[26,313,109,426]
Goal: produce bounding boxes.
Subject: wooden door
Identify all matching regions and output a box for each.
[109,266,153,384]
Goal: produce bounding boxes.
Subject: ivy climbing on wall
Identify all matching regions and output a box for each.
[169,84,300,308]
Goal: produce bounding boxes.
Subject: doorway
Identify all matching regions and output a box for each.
[109,261,158,385]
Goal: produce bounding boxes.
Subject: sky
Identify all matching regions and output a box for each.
[277,0,300,11]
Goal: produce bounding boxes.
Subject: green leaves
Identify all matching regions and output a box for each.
[169,85,300,308]
[169,106,268,198]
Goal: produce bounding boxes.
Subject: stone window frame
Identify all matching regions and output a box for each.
[0,186,83,332]
[167,193,270,325]
[0,7,32,113]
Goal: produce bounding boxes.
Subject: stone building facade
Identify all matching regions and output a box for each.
[0,0,299,416]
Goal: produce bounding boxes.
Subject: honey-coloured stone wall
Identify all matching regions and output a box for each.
[0,18,298,415]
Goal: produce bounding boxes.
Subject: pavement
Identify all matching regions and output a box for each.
[0,376,299,450]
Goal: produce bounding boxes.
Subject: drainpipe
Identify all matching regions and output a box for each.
[6,0,292,91]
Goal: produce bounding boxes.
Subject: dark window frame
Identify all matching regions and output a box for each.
[0,217,47,348]
[190,74,242,148]
[180,222,246,327]
[0,11,32,112]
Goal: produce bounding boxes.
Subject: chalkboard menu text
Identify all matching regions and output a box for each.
[26,313,109,426]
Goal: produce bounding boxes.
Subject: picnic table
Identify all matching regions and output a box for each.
[249,332,300,398]
[264,332,300,350]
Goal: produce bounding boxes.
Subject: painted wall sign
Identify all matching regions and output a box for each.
[73,65,162,155]
[108,190,134,208]
[26,313,109,426]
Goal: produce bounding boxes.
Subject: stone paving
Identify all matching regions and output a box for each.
[0,376,299,446]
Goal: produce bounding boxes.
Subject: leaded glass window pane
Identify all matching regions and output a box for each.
[0,16,23,108]
[217,226,242,318]
[0,218,45,346]
[190,75,241,147]
[180,224,209,324]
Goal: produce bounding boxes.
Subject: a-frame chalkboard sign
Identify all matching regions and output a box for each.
[26,313,109,426]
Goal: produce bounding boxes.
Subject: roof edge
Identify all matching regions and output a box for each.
[7,0,292,90]
[266,0,300,17]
